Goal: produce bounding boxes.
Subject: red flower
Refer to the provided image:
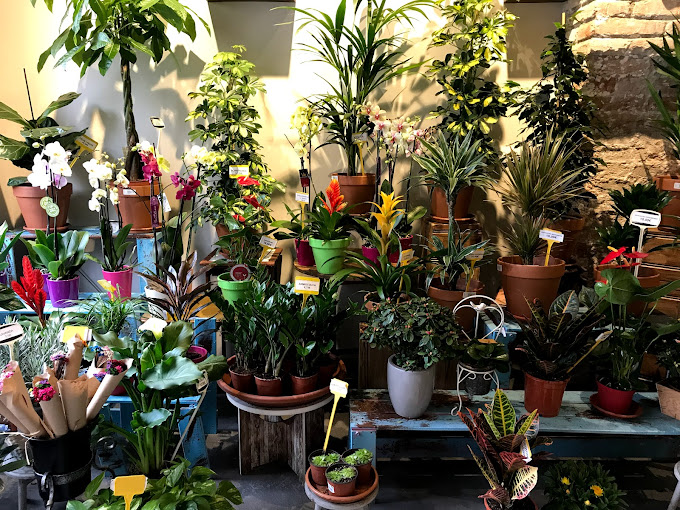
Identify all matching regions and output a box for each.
[625,250,648,260]
[11,256,47,327]
[321,180,346,214]
[237,176,260,187]
[601,247,626,265]
[233,214,246,223]
[243,194,264,210]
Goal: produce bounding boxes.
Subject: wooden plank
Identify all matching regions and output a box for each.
[657,297,680,318]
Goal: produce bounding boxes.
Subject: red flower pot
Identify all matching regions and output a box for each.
[361,245,380,265]
[229,368,254,393]
[290,372,319,395]
[596,380,635,415]
[524,372,569,417]
[254,375,283,396]
[388,236,414,264]
[295,239,315,267]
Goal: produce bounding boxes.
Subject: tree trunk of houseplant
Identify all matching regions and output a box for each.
[121,59,141,182]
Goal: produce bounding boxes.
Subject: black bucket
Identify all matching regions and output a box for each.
[27,424,93,505]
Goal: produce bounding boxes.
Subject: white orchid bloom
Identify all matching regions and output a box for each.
[28,154,52,190]
[43,142,69,163]
[109,187,119,205]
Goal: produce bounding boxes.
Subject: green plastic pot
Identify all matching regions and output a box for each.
[217,274,251,304]
[309,237,350,275]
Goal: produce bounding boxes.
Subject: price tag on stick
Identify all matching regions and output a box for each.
[71,135,98,168]
[296,192,310,230]
[323,378,349,453]
[258,236,277,264]
[112,475,147,510]
[539,229,564,267]
[630,209,661,277]
[295,276,320,308]
[229,165,249,178]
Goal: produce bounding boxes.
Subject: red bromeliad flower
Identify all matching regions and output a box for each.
[237,176,260,187]
[321,180,346,214]
[243,194,264,210]
[12,256,47,327]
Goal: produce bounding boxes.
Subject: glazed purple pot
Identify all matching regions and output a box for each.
[295,239,315,267]
[42,270,51,300]
[47,276,79,308]
[361,245,380,265]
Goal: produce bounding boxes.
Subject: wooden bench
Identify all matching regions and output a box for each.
[349,389,680,465]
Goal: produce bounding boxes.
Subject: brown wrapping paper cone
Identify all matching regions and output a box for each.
[34,371,59,395]
[0,362,49,437]
[86,360,131,422]
[58,376,88,432]
[39,395,68,438]
[64,337,85,380]
[0,399,29,435]
[86,377,100,404]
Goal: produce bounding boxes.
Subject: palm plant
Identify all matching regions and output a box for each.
[285,0,433,175]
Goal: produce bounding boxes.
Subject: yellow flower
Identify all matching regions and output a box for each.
[561,477,571,486]
[565,489,570,495]
[585,500,591,506]
[370,192,404,256]
[98,279,118,296]
[591,485,604,497]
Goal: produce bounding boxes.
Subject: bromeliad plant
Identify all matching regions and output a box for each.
[307,181,356,242]
[23,230,93,281]
[459,389,551,509]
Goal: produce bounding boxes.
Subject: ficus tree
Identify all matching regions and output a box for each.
[31,0,209,181]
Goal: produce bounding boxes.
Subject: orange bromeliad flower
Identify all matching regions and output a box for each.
[321,180,346,214]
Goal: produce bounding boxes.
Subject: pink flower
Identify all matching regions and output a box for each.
[171,172,182,187]
[237,176,260,187]
[141,152,161,182]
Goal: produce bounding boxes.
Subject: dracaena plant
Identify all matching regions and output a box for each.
[424,230,489,292]
[285,0,433,176]
[23,230,94,280]
[34,0,208,181]
[307,181,356,241]
[515,288,605,382]
[459,389,552,509]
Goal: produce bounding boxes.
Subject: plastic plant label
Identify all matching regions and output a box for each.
[122,188,136,196]
[112,475,147,510]
[352,132,369,142]
[45,203,60,218]
[328,484,335,493]
[150,116,165,128]
[630,209,661,228]
[75,135,98,152]
[161,193,171,213]
[497,264,502,272]
[196,371,209,392]
[229,165,249,178]
[0,324,23,344]
[399,248,415,265]
[61,326,92,344]
[466,249,484,261]
[594,330,613,344]
[230,264,251,282]
[150,196,160,228]
[330,378,349,398]
[539,229,564,243]
[259,236,277,249]
[294,277,321,295]
[295,192,310,204]
[39,196,53,209]
[675,182,680,190]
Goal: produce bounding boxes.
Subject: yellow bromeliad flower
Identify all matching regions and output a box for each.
[370,192,404,256]
[591,485,604,497]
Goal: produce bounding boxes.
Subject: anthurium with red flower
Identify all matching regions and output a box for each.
[237,176,261,187]
[12,256,47,327]
[243,194,264,210]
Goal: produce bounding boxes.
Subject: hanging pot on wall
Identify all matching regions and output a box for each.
[117,181,153,233]
[336,173,376,215]
[655,175,680,231]
[13,183,72,232]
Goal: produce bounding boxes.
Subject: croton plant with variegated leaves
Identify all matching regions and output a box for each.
[459,389,552,509]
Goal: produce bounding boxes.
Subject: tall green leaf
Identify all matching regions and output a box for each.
[491,389,516,437]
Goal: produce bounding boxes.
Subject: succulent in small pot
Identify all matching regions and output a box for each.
[457,339,509,396]
[308,449,340,485]
[325,463,358,497]
[342,448,373,484]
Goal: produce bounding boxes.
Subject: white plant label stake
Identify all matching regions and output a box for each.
[229,165,249,178]
[258,236,277,264]
[324,378,349,453]
[539,229,564,267]
[0,323,23,361]
[296,191,310,230]
[112,475,147,510]
[629,209,661,277]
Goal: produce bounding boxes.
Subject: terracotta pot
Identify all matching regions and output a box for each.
[336,173,376,215]
[596,379,635,415]
[290,372,319,395]
[641,352,667,380]
[254,375,283,396]
[594,264,660,316]
[361,245,380,265]
[229,367,254,393]
[388,236,414,264]
[117,180,153,233]
[325,462,357,497]
[430,186,474,221]
[341,448,372,484]
[308,449,339,486]
[549,217,586,263]
[656,175,680,231]
[12,183,72,232]
[498,256,566,319]
[295,239,315,267]
[427,279,484,330]
[524,372,569,418]
[215,223,230,238]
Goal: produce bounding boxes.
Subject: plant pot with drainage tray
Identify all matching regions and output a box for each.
[325,463,358,497]
[342,448,373,484]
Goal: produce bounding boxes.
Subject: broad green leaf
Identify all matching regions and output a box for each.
[216,480,243,504]
[0,101,31,128]
[21,126,73,138]
[84,472,105,499]
[0,135,30,161]
[141,356,202,390]
[135,408,171,428]
[491,389,516,436]
[196,354,228,382]
[37,92,80,122]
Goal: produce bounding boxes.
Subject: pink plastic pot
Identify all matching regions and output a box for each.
[47,276,79,308]
[596,380,635,415]
[295,239,315,267]
[388,236,414,264]
[101,267,133,299]
[361,245,380,265]
[187,345,208,364]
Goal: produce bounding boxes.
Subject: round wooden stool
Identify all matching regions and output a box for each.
[304,483,378,510]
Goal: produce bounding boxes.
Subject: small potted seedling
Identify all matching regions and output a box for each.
[308,450,340,485]
[325,463,358,497]
[341,448,373,484]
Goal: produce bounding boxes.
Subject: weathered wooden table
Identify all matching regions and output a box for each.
[227,393,333,480]
[349,389,680,464]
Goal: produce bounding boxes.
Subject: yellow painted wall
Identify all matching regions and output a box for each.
[0,0,564,286]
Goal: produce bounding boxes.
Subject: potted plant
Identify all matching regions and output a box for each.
[1,92,84,231]
[459,389,549,510]
[325,463,358,497]
[543,460,626,510]
[518,20,602,260]
[272,204,314,267]
[23,230,93,308]
[215,228,269,304]
[279,298,318,395]
[35,0,206,193]
[424,228,490,329]
[188,48,283,235]
[222,291,258,393]
[498,132,583,318]
[77,285,144,337]
[656,336,680,420]
[342,448,373,484]
[361,297,462,418]
[0,222,21,285]
[593,267,680,415]
[308,450,341,486]
[287,1,431,212]
[307,181,356,275]
[457,339,509,396]
[515,289,604,417]
[414,131,491,222]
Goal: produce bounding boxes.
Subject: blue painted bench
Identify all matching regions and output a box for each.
[349,389,680,465]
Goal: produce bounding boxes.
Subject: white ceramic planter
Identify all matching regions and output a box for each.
[386,355,435,418]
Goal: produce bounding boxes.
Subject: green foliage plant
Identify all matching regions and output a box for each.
[0,222,21,274]
[361,296,461,370]
[285,0,433,176]
[458,339,509,373]
[307,195,357,242]
[0,441,26,494]
[326,466,358,483]
[429,0,517,161]
[344,448,373,466]
[34,0,208,180]
[76,293,144,336]
[424,229,489,292]
[311,452,341,467]
[23,230,94,280]
[543,460,627,510]
[272,204,311,242]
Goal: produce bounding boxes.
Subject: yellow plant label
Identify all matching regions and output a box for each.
[330,378,348,398]
[75,135,98,153]
[294,277,321,295]
[61,326,92,344]
[112,475,147,510]
[295,191,310,204]
[229,165,249,178]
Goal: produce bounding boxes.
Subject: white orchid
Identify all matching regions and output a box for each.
[109,187,119,205]
[43,141,70,163]
[28,154,52,190]
[88,188,106,212]
[114,170,129,188]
